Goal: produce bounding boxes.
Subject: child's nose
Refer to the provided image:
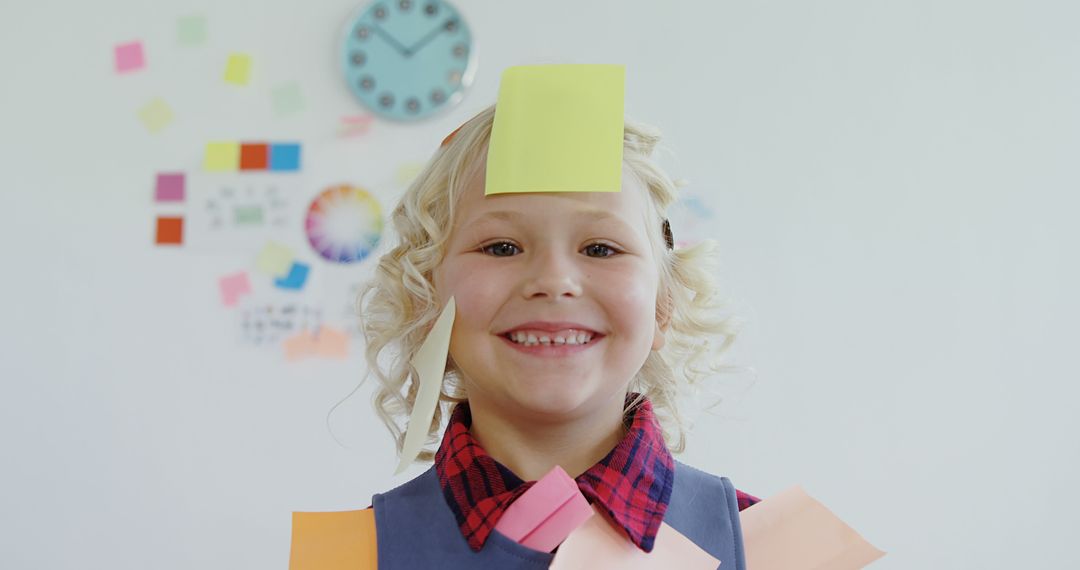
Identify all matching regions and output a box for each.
[520,250,583,299]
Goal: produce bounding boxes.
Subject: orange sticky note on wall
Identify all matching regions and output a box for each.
[155,216,183,245]
[290,509,378,570]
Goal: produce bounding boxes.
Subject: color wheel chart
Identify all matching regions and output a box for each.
[305,184,383,263]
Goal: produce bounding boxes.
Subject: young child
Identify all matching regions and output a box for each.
[291,65,758,569]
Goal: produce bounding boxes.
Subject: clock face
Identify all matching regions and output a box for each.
[341,0,476,121]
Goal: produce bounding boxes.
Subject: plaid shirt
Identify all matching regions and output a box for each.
[433,395,760,553]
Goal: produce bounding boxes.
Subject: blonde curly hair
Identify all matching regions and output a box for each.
[357,104,743,463]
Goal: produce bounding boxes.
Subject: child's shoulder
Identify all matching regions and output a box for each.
[673,459,760,512]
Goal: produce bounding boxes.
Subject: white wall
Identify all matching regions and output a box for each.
[2,0,1078,568]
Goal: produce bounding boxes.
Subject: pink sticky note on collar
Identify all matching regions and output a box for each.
[550,504,721,569]
[494,465,594,553]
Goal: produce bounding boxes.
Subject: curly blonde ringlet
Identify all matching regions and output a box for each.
[357,103,743,464]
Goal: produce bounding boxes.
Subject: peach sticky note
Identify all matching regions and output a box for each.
[204,142,240,171]
[550,504,720,569]
[485,64,625,195]
[290,510,377,570]
[494,465,593,553]
[283,331,318,361]
[114,41,145,73]
[316,326,349,359]
[284,327,349,361]
[218,272,251,307]
[224,53,252,85]
[739,486,885,570]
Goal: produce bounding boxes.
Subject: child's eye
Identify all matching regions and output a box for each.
[480,241,521,257]
[478,241,622,258]
[583,242,621,258]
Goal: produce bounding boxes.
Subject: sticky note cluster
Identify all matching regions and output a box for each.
[204,142,302,172]
[154,172,187,246]
[256,241,310,292]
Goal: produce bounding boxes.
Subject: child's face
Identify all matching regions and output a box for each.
[433,154,666,421]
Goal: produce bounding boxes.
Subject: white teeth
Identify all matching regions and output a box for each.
[507,330,595,346]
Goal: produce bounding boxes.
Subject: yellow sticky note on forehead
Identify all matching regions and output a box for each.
[485,64,625,195]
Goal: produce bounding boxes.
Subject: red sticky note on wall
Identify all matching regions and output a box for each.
[155,216,183,245]
[240,143,269,170]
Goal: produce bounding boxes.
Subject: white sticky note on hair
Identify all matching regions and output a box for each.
[395,297,456,474]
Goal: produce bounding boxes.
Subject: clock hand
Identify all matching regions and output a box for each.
[407,19,456,55]
[370,23,412,57]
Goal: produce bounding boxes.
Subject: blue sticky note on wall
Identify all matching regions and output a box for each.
[274,262,309,290]
[269,143,301,171]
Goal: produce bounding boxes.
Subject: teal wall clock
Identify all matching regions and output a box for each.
[341,0,476,121]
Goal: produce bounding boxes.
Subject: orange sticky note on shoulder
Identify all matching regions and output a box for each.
[290,509,378,570]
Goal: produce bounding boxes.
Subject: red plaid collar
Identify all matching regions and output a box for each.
[433,394,676,553]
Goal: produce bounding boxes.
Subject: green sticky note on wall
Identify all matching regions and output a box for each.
[485,64,625,195]
[234,205,264,225]
[177,15,207,46]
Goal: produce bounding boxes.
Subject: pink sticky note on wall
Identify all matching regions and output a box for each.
[114,41,145,73]
[155,173,185,202]
[219,272,251,307]
[494,465,594,553]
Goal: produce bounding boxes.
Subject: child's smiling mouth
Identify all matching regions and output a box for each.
[495,322,606,356]
[497,331,604,356]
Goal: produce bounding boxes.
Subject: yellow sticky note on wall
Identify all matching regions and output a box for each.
[485,64,625,195]
[204,142,239,171]
[289,510,377,570]
[256,241,294,277]
[224,53,252,85]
